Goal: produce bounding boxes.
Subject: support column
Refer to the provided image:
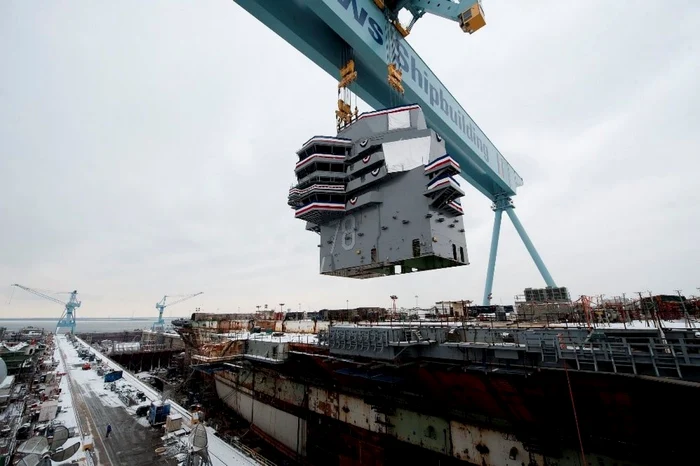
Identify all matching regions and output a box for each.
[482,209,503,306]
[505,206,556,288]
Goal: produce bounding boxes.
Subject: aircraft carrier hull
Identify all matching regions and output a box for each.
[212,347,695,465]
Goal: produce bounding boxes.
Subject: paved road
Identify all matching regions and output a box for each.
[59,342,177,465]
[77,384,173,465]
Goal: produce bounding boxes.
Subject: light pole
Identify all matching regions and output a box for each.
[675,290,693,328]
[415,295,418,309]
[390,295,398,323]
[279,303,285,314]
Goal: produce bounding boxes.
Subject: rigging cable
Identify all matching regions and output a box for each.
[564,359,587,466]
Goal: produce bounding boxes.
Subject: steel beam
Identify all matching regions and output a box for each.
[231,0,522,199]
[505,207,556,288]
[482,208,502,306]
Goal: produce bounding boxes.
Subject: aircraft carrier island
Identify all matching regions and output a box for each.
[289,104,469,278]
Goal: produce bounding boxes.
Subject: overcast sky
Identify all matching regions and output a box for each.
[1,1,699,319]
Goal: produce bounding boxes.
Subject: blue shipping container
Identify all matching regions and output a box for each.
[148,401,171,426]
[104,371,123,383]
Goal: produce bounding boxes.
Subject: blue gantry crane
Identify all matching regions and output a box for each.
[232,0,557,304]
[153,292,203,332]
[11,284,81,334]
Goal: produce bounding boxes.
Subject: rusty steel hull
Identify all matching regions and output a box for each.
[211,348,694,465]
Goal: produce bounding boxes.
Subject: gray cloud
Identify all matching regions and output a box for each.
[1,0,699,318]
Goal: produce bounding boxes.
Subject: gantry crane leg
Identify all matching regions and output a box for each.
[482,195,557,305]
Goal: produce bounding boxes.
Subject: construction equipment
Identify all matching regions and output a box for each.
[232,0,557,299]
[11,284,81,334]
[153,292,203,332]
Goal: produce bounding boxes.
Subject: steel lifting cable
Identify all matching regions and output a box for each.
[349,47,357,121]
[386,17,397,108]
[338,47,344,130]
[384,14,392,107]
[564,361,587,466]
[338,43,356,129]
[6,286,15,305]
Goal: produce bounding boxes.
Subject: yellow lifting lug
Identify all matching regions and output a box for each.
[373,0,385,10]
[337,99,351,114]
[336,99,353,124]
[459,3,486,34]
[387,63,403,81]
[338,71,358,89]
[338,59,358,89]
[339,59,355,78]
[392,19,410,38]
[388,77,404,95]
[387,64,404,94]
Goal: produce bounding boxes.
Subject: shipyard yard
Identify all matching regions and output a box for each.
[2,292,700,464]
[1,291,700,465]
[167,303,700,465]
[3,1,700,466]
[0,327,264,465]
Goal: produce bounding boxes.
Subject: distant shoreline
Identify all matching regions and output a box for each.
[0,317,185,321]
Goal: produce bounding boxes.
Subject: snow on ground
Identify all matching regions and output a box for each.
[550,319,698,330]
[222,331,319,345]
[58,339,131,412]
[72,336,259,466]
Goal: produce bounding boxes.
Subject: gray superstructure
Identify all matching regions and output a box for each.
[289,104,469,278]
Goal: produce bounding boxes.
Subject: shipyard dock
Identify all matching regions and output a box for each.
[180,317,700,466]
[54,334,262,466]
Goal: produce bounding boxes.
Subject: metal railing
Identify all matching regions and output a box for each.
[218,434,277,466]
[537,333,700,379]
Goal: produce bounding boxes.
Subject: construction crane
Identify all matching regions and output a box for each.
[233,0,557,303]
[11,284,81,334]
[153,292,203,332]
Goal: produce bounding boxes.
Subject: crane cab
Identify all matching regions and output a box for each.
[459,2,486,34]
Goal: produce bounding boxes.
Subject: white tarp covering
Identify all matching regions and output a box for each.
[382,137,431,173]
[38,400,58,422]
[16,453,41,466]
[17,436,49,455]
[50,440,81,462]
[0,359,7,386]
[51,425,70,450]
[189,423,208,451]
[387,109,411,130]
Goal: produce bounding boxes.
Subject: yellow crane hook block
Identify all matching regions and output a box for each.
[338,60,357,88]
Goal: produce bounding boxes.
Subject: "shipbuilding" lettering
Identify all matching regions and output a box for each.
[336,0,517,181]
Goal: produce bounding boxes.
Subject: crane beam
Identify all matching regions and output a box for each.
[11,284,65,307]
[153,292,203,331]
[12,284,80,334]
[398,0,484,26]
[232,0,522,200]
